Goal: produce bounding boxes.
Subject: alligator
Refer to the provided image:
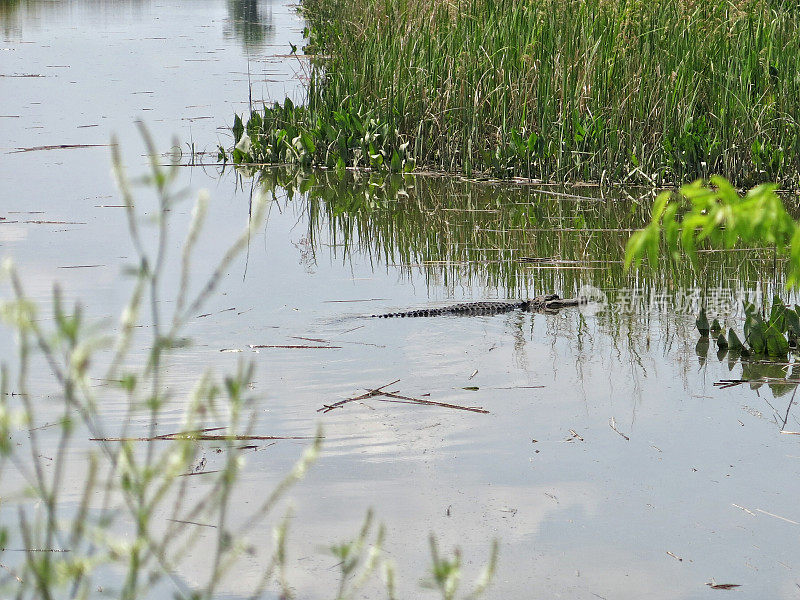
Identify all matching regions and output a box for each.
[371,294,584,318]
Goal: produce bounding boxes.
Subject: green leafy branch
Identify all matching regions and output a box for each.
[625,176,800,286]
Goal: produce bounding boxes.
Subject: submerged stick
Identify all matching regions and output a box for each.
[90,434,312,442]
[10,144,108,153]
[1,548,70,552]
[318,380,488,414]
[0,561,22,583]
[609,417,630,441]
[165,518,217,528]
[318,379,400,413]
[249,344,341,349]
[376,390,489,414]
[706,583,741,590]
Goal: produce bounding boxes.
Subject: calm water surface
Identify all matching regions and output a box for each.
[2,2,800,599]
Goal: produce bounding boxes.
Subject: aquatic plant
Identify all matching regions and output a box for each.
[226,99,416,173]
[232,0,800,185]
[696,296,800,357]
[422,536,499,600]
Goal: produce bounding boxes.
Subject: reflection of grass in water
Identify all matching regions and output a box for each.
[252,166,798,380]
[255,167,786,300]
[0,0,150,33]
[0,0,22,30]
[0,0,268,43]
[250,166,800,403]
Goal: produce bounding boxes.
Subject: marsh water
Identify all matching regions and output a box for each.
[3,2,800,599]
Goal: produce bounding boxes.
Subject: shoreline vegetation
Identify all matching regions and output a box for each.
[228,0,800,187]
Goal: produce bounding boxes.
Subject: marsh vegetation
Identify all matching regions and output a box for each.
[233,0,800,186]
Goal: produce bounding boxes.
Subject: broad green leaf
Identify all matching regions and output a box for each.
[765,324,789,356]
[786,307,800,336]
[745,312,767,354]
[769,295,786,331]
[335,157,347,180]
[390,150,403,173]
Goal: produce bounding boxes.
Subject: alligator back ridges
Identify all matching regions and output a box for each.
[371,294,583,318]
[373,300,527,318]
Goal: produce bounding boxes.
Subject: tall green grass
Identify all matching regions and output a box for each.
[286,0,800,185]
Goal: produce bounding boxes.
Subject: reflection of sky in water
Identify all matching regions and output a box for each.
[2,2,800,599]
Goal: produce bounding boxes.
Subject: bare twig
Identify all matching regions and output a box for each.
[568,429,584,442]
[318,380,489,414]
[609,417,630,441]
[755,508,799,525]
[90,435,312,442]
[318,380,400,413]
[248,344,341,349]
[377,391,489,414]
